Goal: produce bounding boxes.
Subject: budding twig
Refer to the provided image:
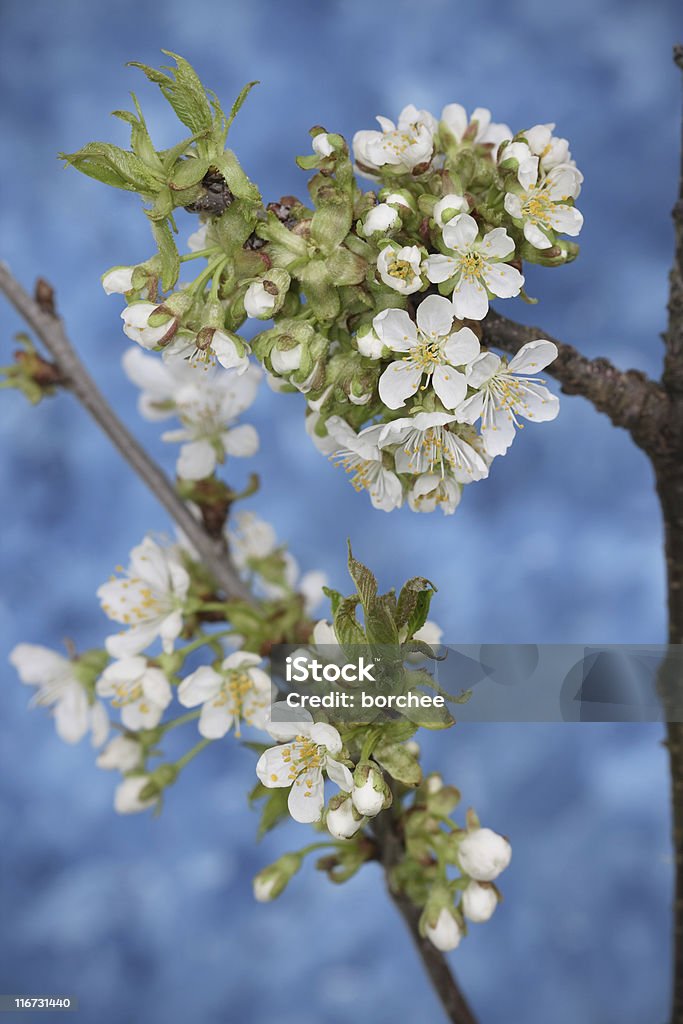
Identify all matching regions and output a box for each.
[0,262,252,602]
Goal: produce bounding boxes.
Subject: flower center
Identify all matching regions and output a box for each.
[522,188,553,224]
[112,682,143,707]
[387,258,414,282]
[459,252,483,279]
[280,735,323,787]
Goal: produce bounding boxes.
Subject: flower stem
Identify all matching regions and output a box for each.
[175,737,212,770]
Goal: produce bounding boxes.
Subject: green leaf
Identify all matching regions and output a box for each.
[129,52,213,134]
[150,218,180,291]
[333,595,366,650]
[226,80,259,131]
[60,142,161,193]
[373,741,422,786]
[396,576,437,636]
[326,247,367,286]
[322,586,344,619]
[213,150,261,203]
[255,787,291,839]
[347,543,378,612]
[364,594,400,647]
[169,156,210,191]
[297,259,340,321]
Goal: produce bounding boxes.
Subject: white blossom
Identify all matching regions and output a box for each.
[353,105,435,176]
[159,364,261,480]
[361,203,400,237]
[518,123,577,175]
[413,621,443,647]
[425,214,524,320]
[377,244,424,295]
[244,282,277,319]
[96,656,173,730]
[462,881,498,923]
[327,415,403,511]
[312,133,334,157]
[9,644,109,746]
[256,705,353,823]
[121,302,173,350]
[456,341,560,456]
[440,104,512,158]
[409,473,462,515]
[375,296,480,410]
[102,266,135,295]
[96,734,143,772]
[378,411,488,482]
[504,160,583,250]
[97,536,190,658]
[432,193,468,228]
[356,325,387,359]
[458,827,512,881]
[425,908,462,952]
[327,795,365,838]
[114,774,156,814]
[178,651,271,738]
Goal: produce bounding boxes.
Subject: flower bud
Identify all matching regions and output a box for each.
[121,302,175,350]
[96,735,142,772]
[210,330,250,374]
[462,881,498,923]
[426,773,443,795]
[360,203,400,237]
[326,793,365,839]
[312,133,334,158]
[244,282,277,319]
[424,907,462,952]
[432,193,468,227]
[271,343,302,374]
[356,325,386,359]
[351,763,390,817]
[114,774,157,814]
[458,827,511,881]
[102,266,136,295]
[253,852,303,902]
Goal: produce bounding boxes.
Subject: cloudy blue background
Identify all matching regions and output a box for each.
[0,1,679,1021]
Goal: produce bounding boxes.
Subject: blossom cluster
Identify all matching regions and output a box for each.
[9,522,510,954]
[75,58,575,516]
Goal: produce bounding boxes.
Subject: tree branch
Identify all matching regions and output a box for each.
[0,262,251,602]
[481,308,669,455]
[372,810,478,1024]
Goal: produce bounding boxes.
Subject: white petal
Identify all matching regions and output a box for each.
[547,204,583,237]
[373,308,417,351]
[432,365,467,409]
[310,722,342,754]
[416,295,454,338]
[508,340,558,374]
[424,254,457,285]
[378,361,421,409]
[523,221,553,249]
[176,440,216,480]
[199,701,234,738]
[442,213,479,252]
[443,327,480,366]
[288,768,325,823]
[467,351,501,387]
[452,277,489,321]
[483,262,524,300]
[222,424,259,457]
[480,227,515,260]
[54,685,90,744]
[326,757,353,791]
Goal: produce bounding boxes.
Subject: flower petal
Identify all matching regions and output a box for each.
[508,340,558,374]
[416,295,454,338]
[483,262,524,299]
[452,277,489,321]
[378,361,421,410]
[432,365,467,409]
[288,768,325,823]
[443,327,480,367]
[442,213,479,252]
[373,308,417,351]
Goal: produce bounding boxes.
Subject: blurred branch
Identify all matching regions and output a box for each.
[372,810,478,1024]
[0,262,251,602]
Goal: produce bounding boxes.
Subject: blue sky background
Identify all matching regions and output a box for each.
[0,1,680,1021]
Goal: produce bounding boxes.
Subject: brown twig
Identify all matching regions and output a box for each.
[371,809,478,1024]
[0,262,251,602]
